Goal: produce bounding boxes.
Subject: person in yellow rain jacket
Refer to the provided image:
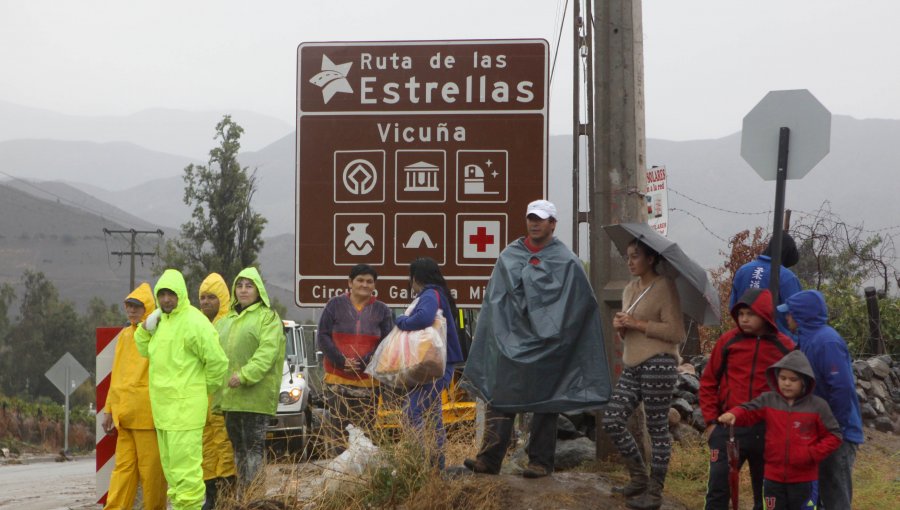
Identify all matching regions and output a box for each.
[217,267,284,493]
[198,273,236,510]
[135,269,229,510]
[102,282,167,510]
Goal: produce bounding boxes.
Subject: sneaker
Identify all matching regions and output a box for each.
[522,463,551,478]
[462,457,499,474]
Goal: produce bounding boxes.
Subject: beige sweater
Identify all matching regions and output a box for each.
[620,275,685,367]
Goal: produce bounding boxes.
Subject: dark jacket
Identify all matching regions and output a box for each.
[700,288,796,424]
[729,350,843,483]
[729,255,803,336]
[785,290,864,444]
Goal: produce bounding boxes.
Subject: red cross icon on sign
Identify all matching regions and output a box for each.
[469,226,495,253]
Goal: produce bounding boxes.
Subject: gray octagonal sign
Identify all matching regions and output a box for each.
[741,89,831,181]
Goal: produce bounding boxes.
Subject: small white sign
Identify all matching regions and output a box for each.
[645,165,668,236]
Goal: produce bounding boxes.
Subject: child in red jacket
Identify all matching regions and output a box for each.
[699,288,795,510]
[719,350,842,510]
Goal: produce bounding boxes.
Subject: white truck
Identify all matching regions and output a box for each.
[265,320,322,456]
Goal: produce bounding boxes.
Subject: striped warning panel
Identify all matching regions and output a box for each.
[96,327,122,505]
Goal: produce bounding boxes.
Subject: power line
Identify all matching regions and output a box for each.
[549,0,570,85]
[669,208,729,243]
[669,187,770,216]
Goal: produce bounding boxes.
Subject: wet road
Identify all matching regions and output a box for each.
[0,458,98,509]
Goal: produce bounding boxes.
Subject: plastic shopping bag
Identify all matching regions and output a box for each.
[322,425,379,493]
[365,298,447,387]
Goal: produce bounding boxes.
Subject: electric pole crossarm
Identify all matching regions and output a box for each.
[102,228,165,291]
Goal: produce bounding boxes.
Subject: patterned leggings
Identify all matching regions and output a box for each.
[602,353,678,481]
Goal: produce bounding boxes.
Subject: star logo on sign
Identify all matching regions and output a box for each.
[309,55,353,104]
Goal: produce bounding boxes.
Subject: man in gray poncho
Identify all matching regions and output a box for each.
[461,199,611,478]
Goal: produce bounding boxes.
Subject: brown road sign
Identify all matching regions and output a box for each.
[296,40,548,307]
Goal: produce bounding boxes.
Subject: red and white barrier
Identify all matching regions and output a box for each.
[96,327,122,505]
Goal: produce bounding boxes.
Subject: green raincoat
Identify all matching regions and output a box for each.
[135,269,229,431]
[216,267,285,416]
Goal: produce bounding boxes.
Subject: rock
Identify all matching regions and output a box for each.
[677,390,698,405]
[868,358,891,380]
[677,373,700,394]
[677,363,696,376]
[872,397,886,415]
[668,407,681,426]
[671,398,693,419]
[894,415,900,435]
[556,414,583,440]
[860,403,877,420]
[874,416,894,433]
[871,381,888,401]
[0,448,8,458]
[856,388,868,404]
[858,379,872,391]
[692,408,707,432]
[553,437,596,470]
[875,354,893,368]
[672,423,701,446]
[853,360,874,380]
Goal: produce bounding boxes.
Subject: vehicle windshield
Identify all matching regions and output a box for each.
[284,328,297,358]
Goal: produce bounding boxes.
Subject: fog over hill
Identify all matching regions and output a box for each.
[0,100,293,159]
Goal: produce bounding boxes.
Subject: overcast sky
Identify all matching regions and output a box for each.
[1,0,899,141]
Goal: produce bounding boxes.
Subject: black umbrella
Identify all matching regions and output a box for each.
[602,222,721,326]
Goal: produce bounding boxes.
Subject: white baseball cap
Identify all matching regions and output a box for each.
[526,199,557,220]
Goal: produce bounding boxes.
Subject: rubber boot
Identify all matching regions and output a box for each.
[612,456,649,497]
[201,479,218,510]
[626,476,664,510]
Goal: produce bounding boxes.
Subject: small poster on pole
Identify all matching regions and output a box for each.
[645,165,668,236]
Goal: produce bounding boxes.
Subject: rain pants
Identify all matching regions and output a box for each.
[198,273,236,482]
[463,237,612,413]
[104,282,166,510]
[135,269,229,510]
[216,267,284,487]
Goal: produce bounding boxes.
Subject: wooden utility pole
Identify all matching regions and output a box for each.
[591,0,648,458]
[103,228,164,291]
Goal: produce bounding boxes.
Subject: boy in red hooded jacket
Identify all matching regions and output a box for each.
[699,288,795,510]
[719,350,842,510]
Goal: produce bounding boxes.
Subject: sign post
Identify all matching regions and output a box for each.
[741,89,831,304]
[296,40,548,307]
[45,352,90,454]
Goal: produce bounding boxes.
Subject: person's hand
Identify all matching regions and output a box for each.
[703,423,717,439]
[102,413,116,435]
[613,312,627,329]
[228,373,241,388]
[143,309,162,332]
[718,413,736,426]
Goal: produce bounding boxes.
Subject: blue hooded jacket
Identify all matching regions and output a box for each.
[783,290,864,444]
[730,254,803,336]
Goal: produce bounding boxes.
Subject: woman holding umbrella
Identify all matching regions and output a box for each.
[602,238,685,510]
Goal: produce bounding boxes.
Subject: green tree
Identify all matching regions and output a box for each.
[0,272,93,400]
[158,115,267,296]
[83,296,125,330]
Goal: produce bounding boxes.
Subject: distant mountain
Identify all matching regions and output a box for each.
[0,100,293,159]
[0,181,315,322]
[0,139,199,190]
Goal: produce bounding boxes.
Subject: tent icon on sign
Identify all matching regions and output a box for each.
[463,164,499,195]
[403,230,437,249]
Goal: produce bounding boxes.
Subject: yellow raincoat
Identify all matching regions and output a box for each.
[199,273,236,482]
[103,282,166,510]
[135,269,229,510]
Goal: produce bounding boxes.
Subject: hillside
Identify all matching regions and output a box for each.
[0,100,293,159]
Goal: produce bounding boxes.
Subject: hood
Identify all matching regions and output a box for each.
[766,349,816,398]
[154,269,190,315]
[230,267,271,310]
[125,282,156,324]
[783,290,828,331]
[762,232,799,268]
[730,288,778,333]
[199,272,230,322]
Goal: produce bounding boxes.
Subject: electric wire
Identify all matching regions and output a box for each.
[549,0,570,85]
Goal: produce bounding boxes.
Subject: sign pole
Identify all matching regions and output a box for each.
[769,127,790,305]
[64,365,70,454]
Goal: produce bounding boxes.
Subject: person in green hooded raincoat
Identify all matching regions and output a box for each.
[216,267,285,492]
[135,269,229,510]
